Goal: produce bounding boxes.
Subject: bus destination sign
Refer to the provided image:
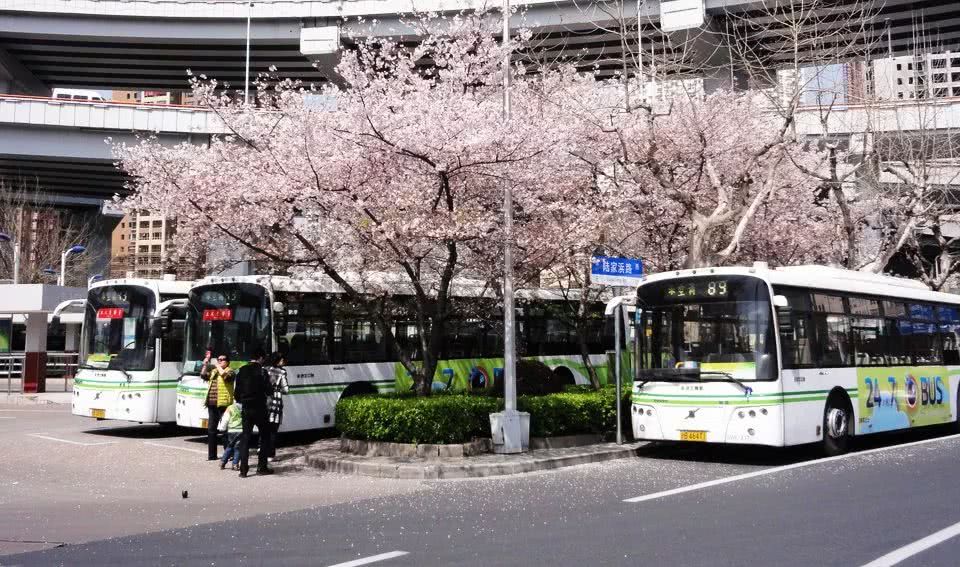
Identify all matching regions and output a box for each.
[665,280,729,300]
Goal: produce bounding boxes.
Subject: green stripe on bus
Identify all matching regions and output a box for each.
[632,395,830,406]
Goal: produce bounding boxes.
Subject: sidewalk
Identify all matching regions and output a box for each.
[2,391,72,405]
[275,438,646,479]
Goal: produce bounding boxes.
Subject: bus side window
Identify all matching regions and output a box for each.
[937,305,960,364]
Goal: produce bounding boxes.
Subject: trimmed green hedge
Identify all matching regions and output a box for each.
[336,393,502,444]
[336,387,631,445]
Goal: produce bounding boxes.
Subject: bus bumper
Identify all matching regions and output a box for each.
[176,377,209,429]
[72,383,160,423]
[631,403,784,446]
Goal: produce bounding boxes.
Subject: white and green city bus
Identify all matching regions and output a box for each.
[176,275,613,431]
[631,263,960,455]
[70,278,191,424]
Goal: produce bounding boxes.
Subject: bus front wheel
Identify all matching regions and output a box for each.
[822,395,852,456]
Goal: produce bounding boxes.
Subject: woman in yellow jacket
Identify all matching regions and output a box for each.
[201,351,236,460]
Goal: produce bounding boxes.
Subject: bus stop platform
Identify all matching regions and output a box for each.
[0,284,85,393]
[275,438,646,479]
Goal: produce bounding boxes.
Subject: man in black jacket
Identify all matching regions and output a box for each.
[234,350,273,477]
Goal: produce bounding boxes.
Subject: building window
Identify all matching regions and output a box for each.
[952,72,960,82]
[151,245,161,252]
[120,235,125,240]
[952,57,960,67]
[933,73,947,83]
[896,64,902,71]
[139,221,149,228]
[908,77,914,84]
[897,92,904,99]
[934,88,948,97]
[140,233,148,239]
[932,58,947,69]
[907,63,913,70]
[152,232,162,239]
[953,86,960,97]
[152,220,162,228]
[897,78,903,85]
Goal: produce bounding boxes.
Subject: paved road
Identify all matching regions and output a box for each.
[3,403,960,566]
[0,402,421,556]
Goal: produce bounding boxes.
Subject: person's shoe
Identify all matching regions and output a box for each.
[219,460,226,470]
[257,467,274,475]
[239,470,248,478]
[232,463,240,471]
[207,456,218,461]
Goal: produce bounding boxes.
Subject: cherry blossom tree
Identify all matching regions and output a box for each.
[566,87,842,269]
[119,13,598,395]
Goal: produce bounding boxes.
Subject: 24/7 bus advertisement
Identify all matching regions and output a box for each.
[857,366,953,433]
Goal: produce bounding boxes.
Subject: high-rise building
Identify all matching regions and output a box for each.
[108,212,203,279]
[873,52,960,101]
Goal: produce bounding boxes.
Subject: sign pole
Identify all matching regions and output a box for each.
[615,303,622,445]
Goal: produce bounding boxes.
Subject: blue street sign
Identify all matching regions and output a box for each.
[590,255,643,287]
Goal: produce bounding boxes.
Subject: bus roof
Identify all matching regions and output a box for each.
[90,278,193,296]
[638,264,960,306]
[190,274,605,302]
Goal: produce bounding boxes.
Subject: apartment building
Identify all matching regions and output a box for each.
[109,212,203,279]
[873,52,960,101]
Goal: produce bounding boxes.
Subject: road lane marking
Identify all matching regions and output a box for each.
[624,432,960,503]
[143,441,207,455]
[327,551,409,567]
[0,416,15,419]
[860,519,960,567]
[27,433,116,447]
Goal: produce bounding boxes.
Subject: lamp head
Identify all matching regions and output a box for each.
[0,232,11,243]
[67,245,86,254]
[42,268,57,275]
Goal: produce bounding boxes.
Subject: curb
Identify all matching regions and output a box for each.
[282,443,644,479]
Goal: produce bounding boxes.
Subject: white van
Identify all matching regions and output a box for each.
[52,88,106,102]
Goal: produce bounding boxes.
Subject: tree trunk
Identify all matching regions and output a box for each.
[577,325,601,390]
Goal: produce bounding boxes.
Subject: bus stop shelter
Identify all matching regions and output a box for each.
[0,285,85,393]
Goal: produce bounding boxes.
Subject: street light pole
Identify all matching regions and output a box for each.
[59,245,86,287]
[244,1,253,105]
[502,0,516,415]
[488,0,528,454]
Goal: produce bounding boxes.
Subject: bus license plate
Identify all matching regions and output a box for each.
[200,418,208,429]
[680,430,707,442]
[91,408,105,419]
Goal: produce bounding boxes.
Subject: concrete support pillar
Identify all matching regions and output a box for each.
[23,312,48,393]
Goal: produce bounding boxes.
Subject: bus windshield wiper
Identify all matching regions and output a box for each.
[699,371,752,394]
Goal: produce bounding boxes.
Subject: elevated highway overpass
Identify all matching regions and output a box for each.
[1,0,958,94]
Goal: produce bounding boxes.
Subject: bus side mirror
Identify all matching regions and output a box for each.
[151,314,172,337]
[772,295,789,308]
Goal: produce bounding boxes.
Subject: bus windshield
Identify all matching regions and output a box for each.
[637,276,777,382]
[184,283,271,374]
[84,285,156,371]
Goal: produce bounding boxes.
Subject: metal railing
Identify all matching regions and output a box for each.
[2,352,78,394]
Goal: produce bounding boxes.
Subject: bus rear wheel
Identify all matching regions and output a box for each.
[822,396,851,456]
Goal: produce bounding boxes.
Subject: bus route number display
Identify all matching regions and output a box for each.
[666,280,728,299]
